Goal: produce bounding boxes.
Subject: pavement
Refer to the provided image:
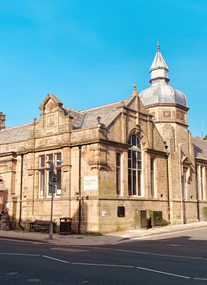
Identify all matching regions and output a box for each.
[0,221,207,246]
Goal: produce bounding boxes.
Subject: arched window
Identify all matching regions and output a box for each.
[128,135,142,196]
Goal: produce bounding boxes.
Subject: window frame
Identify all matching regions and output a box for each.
[116,152,122,196]
[128,135,142,197]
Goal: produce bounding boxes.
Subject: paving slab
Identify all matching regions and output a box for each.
[0,221,207,246]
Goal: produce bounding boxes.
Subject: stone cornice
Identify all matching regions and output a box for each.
[145,103,189,112]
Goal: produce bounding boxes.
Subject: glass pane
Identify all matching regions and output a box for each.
[132,151,137,169]
[116,153,121,167]
[133,170,136,195]
[138,160,142,170]
[116,168,121,195]
[151,172,154,197]
[56,153,61,166]
[47,154,53,167]
[128,158,131,169]
[128,170,131,195]
[137,151,141,160]
[128,136,131,144]
[128,149,131,159]
[40,155,45,168]
[40,170,45,195]
[138,170,141,196]
[57,169,61,190]
[132,135,136,146]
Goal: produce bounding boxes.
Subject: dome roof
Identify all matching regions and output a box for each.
[139,42,187,108]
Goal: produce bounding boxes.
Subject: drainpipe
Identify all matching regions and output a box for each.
[19,154,24,231]
[164,142,170,224]
[78,146,82,234]
[165,153,170,224]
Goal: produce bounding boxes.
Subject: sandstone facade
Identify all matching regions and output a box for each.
[0,45,207,233]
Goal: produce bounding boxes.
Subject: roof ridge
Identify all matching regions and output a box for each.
[79,100,126,113]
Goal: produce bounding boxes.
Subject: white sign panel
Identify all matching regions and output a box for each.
[101,211,106,217]
[83,176,98,190]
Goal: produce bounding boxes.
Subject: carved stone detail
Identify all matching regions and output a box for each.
[176,111,185,122]
[163,111,171,118]
[47,116,55,127]
[149,112,155,119]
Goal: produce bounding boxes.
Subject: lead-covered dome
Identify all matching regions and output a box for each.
[139,42,187,107]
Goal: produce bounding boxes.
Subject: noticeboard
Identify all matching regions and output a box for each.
[83,176,98,190]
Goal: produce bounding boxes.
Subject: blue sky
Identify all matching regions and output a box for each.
[0,0,207,137]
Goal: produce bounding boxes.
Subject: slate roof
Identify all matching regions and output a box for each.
[0,122,32,144]
[79,100,126,128]
[0,99,127,145]
[192,137,207,161]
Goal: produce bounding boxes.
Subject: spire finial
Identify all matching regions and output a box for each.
[157,41,160,52]
[133,84,137,90]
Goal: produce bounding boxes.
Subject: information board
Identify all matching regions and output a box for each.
[83,176,98,190]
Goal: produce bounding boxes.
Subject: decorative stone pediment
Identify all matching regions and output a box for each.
[39,93,63,113]
[31,93,73,137]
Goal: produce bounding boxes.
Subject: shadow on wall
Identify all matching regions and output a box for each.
[71,199,88,234]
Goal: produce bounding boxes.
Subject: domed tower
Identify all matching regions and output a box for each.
[139,42,197,224]
[139,42,188,132]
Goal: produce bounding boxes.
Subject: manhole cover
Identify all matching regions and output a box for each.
[6,272,20,275]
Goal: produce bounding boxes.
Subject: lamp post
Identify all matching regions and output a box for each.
[178,143,184,225]
[46,159,62,240]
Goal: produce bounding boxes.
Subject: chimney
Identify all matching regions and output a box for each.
[0,112,6,130]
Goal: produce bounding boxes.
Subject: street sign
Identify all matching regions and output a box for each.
[49,185,56,194]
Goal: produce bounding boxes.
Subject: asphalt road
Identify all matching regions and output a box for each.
[1,228,207,284]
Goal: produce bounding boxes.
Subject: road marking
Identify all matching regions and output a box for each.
[150,253,202,260]
[194,278,207,280]
[42,255,70,264]
[71,262,134,268]
[114,249,203,260]
[0,253,40,256]
[137,266,191,279]
[114,249,148,255]
[27,278,42,282]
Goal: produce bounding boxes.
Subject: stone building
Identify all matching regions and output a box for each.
[0,43,207,233]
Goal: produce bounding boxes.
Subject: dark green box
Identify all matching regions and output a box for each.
[149,211,162,226]
[135,210,147,229]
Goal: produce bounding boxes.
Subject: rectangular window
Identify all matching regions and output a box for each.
[182,171,186,200]
[201,166,204,201]
[150,158,155,198]
[39,155,45,197]
[116,153,121,196]
[55,153,62,196]
[47,154,53,196]
[197,165,200,200]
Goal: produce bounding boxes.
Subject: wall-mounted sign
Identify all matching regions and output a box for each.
[5,203,9,208]
[0,197,3,205]
[83,176,98,190]
[101,211,106,217]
